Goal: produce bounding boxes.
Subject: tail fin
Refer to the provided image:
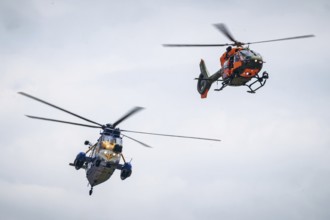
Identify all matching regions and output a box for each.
[197,59,212,99]
[200,59,209,78]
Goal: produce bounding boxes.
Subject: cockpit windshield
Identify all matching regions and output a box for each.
[240,50,253,59]
[102,135,114,142]
[240,49,261,60]
[101,135,122,146]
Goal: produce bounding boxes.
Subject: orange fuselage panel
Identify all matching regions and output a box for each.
[220,48,261,79]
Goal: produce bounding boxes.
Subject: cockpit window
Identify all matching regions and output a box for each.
[240,50,254,59]
[234,54,241,62]
[240,49,261,60]
[101,135,122,145]
[102,135,115,143]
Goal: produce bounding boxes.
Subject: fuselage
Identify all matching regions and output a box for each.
[85,131,122,186]
[220,47,263,85]
[86,160,117,186]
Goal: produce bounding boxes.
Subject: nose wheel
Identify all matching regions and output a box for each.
[89,187,93,196]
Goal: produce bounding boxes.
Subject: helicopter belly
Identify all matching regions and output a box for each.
[229,76,252,86]
[86,164,116,186]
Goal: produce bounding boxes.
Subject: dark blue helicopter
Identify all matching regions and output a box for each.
[18,92,220,195]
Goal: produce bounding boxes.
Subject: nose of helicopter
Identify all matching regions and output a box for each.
[246,56,263,69]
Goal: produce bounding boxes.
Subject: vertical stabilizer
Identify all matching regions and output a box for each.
[197,59,212,98]
[199,59,209,78]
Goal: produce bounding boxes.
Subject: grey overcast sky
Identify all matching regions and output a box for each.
[1,0,330,219]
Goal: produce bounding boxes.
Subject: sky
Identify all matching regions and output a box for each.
[1,0,330,219]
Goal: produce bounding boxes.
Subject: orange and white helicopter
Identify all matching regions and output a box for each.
[18,92,220,195]
[163,23,314,98]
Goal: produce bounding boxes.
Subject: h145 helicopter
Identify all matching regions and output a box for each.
[163,23,314,98]
[18,92,220,195]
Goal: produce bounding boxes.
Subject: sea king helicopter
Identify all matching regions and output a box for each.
[163,23,314,98]
[18,92,220,195]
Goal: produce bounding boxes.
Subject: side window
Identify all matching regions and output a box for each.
[116,138,122,146]
[234,54,240,62]
[229,56,234,68]
[223,60,229,69]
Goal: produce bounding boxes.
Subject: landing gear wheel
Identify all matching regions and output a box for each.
[89,187,93,196]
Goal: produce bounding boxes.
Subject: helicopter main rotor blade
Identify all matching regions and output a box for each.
[246,34,315,45]
[25,115,102,128]
[213,23,239,44]
[18,92,103,127]
[121,129,221,142]
[163,43,232,47]
[163,23,240,48]
[112,107,144,128]
[122,134,153,148]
